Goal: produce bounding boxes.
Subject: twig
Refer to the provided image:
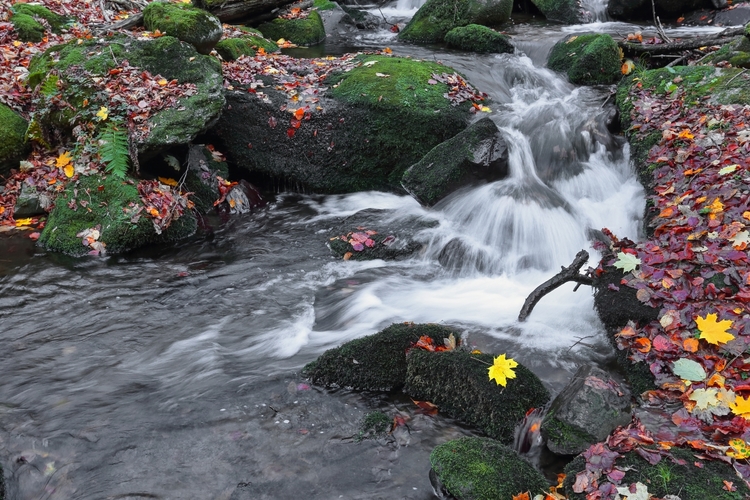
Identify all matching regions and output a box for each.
[109,45,118,66]
[651,0,671,43]
[725,68,749,86]
[566,335,596,352]
[666,55,686,67]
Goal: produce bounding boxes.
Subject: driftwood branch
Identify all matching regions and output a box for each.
[518,250,594,322]
[618,27,745,56]
[195,0,298,22]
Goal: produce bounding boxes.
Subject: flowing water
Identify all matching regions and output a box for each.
[0,11,660,500]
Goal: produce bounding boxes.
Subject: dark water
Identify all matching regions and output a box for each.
[0,14,665,500]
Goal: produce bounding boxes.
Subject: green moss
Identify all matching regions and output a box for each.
[313,0,337,10]
[39,173,197,256]
[564,447,750,500]
[0,104,29,177]
[302,323,460,391]
[540,415,594,454]
[548,33,621,85]
[531,0,583,23]
[356,411,391,441]
[12,4,70,31]
[444,24,514,54]
[143,1,222,54]
[404,350,550,443]
[10,13,45,42]
[430,437,548,500]
[257,10,326,46]
[399,0,512,44]
[215,36,279,60]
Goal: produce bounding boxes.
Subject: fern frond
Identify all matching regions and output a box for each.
[40,75,59,97]
[98,122,130,179]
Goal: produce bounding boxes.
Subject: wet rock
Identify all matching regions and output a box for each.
[563,446,750,499]
[356,411,391,441]
[593,266,659,331]
[302,323,460,391]
[213,55,474,193]
[402,117,508,206]
[13,182,52,218]
[547,33,622,85]
[541,365,631,456]
[257,10,326,46]
[10,4,73,42]
[531,0,592,24]
[183,145,229,214]
[221,180,265,215]
[430,437,548,500]
[608,0,714,20]
[143,2,223,55]
[404,350,550,444]
[714,3,750,26]
[398,0,512,44]
[0,104,29,178]
[215,29,279,61]
[339,5,383,30]
[444,25,514,54]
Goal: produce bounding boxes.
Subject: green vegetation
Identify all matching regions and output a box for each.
[11,4,71,42]
[399,0,512,44]
[547,33,621,85]
[98,122,130,179]
[143,1,223,54]
[444,24,514,54]
[531,0,584,24]
[0,104,29,177]
[430,437,548,500]
[215,35,279,60]
[540,415,594,454]
[313,0,337,10]
[257,10,326,46]
[356,411,391,441]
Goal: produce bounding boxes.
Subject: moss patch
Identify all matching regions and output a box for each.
[445,24,514,54]
[431,437,548,500]
[541,415,595,455]
[11,4,71,42]
[257,10,326,46]
[39,173,197,256]
[313,0,337,10]
[356,411,391,441]
[302,323,460,391]
[143,2,223,54]
[548,33,621,85]
[404,350,550,443]
[399,0,512,44]
[0,104,29,178]
[215,35,279,60]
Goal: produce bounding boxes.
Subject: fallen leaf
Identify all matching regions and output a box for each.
[672,358,706,381]
[488,354,518,387]
[696,313,734,345]
[96,106,108,121]
[614,252,641,273]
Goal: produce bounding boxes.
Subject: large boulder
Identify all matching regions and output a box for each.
[401,117,508,206]
[10,4,72,42]
[430,437,548,500]
[541,365,631,455]
[215,29,279,61]
[547,33,622,85]
[302,323,460,391]
[0,104,29,178]
[404,350,550,443]
[444,25,514,54]
[257,10,326,46]
[531,0,591,24]
[213,54,478,193]
[398,0,512,44]
[143,2,223,55]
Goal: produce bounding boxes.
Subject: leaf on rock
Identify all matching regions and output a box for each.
[696,313,735,345]
[672,358,706,382]
[613,252,641,273]
[616,482,650,500]
[488,353,518,387]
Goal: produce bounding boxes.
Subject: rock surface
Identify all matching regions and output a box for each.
[399,0,512,43]
[257,10,326,46]
[532,0,591,24]
[0,104,29,178]
[143,2,223,55]
[547,33,622,85]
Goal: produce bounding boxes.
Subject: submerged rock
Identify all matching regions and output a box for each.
[531,0,591,24]
[404,350,550,443]
[398,0,512,44]
[541,365,631,455]
[0,104,29,178]
[402,117,508,206]
[548,33,622,85]
[183,145,229,214]
[257,10,326,46]
[143,2,223,55]
[430,437,548,500]
[302,323,460,391]
[444,25,514,54]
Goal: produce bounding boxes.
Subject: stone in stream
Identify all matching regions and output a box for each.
[401,117,508,207]
[13,182,52,218]
[257,10,327,46]
[547,33,622,86]
[530,0,593,24]
[404,350,550,444]
[429,437,548,500]
[302,323,461,391]
[444,25,515,54]
[398,0,512,44]
[0,103,29,178]
[541,365,631,456]
[143,1,223,55]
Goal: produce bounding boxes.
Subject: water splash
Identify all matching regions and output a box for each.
[580,0,610,22]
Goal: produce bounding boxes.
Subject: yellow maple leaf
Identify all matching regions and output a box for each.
[488,354,518,387]
[696,313,735,345]
[15,218,33,227]
[730,395,750,419]
[158,177,178,187]
[677,129,694,140]
[63,164,74,178]
[96,106,109,121]
[728,439,750,459]
[55,151,72,168]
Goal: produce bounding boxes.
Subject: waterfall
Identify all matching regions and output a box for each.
[395,0,425,10]
[581,0,610,22]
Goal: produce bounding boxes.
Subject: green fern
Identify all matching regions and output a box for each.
[98,122,130,178]
[40,74,59,97]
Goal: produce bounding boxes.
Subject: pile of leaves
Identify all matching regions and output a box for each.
[329,228,397,260]
[592,69,750,492]
[428,71,489,108]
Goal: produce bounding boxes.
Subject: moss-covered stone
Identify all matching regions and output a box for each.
[10,13,46,43]
[143,2,223,55]
[548,33,621,85]
[531,0,588,23]
[257,10,326,46]
[302,323,460,391]
[38,173,197,256]
[564,447,750,499]
[404,350,550,443]
[11,4,71,42]
[444,24,514,54]
[0,104,29,178]
[401,117,507,206]
[215,35,279,60]
[313,0,337,10]
[356,411,391,441]
[430,437,548,500]
[399,0,513,44]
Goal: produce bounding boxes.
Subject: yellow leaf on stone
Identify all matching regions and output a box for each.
[96,106,108,121]
[55,151,72,168]
[488,354,518,387]
[696,313,734,345]
[158,177,178,186]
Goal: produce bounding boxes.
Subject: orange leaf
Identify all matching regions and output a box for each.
[512,493,530,500]
[55,151,72,168]
[677,129,694,140]
[411,399,438,415]
[683,337,699,353]
[293,107,305,120]
[635,337,651,353]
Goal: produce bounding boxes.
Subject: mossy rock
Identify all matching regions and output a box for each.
[183,145,229,213]
[430,437,548,500]
[444,24,514,54]
[38,173,197,256]
[143,1,223,55]
[399,0,513,44]
[313,0,337,10]
[302,323,460,391]
[531,0,589,23]
[564,447,750,499]
[356,411,391,441]
[401,117,507,206]
[0,104,29,178]
[215,35,279,60]
[404,350,550,443]
[547,33,621,85]
[11,4,72,42]
[257,10,326,46]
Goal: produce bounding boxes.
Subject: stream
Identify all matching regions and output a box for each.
[0,5,731,500]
